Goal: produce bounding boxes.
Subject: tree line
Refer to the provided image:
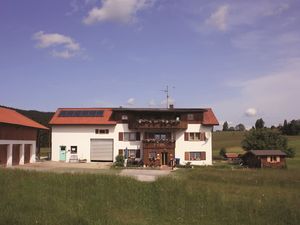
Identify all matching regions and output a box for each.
[222,118,300,135]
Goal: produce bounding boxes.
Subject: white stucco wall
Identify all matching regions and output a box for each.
[51,123,213,165]
[51,124,141,162]
[0,140,36,166]
[175,124,213,165]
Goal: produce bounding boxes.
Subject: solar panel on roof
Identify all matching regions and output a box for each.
[58,110,104,117]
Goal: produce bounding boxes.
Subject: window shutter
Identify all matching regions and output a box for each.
[136,149,141,158]
[184,132,189,141]
[185,152,190,160]
[136,132,141,141]
[118,149,123,156]
[200,152,206,160]
[119,132,123,141]
[200,132,205,141]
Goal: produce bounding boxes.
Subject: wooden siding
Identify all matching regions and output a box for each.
[0,124,37,140]
[260,157,286,168]
[143,148,175,167]
[0,144,7,166]
[142,141,175,149]
[24,144,31,164]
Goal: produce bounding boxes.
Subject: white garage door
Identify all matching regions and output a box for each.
[90,139,113,161]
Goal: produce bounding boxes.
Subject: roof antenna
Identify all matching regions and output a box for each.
[161,85,175,109]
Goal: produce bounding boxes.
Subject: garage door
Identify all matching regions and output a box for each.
[0,145,7,166]
[90,139,113,162]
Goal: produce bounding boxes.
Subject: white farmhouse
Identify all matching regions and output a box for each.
[50,107,219,166]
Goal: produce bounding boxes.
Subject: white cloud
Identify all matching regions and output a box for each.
[199,0,290,33]
[212,58,300,128]
[205,5,229,31]
[245,108,257,117]
[126,98,135,106]
[51,50,76,59]
[33,31,82,59]
[83,0,155,25]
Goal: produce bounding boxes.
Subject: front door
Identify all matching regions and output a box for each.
[60,146,66,161]
[161,152,168,166]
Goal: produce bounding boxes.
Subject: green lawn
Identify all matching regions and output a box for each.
[0,132,299,225]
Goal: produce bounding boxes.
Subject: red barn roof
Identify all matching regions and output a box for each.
[49,108,116,125]
[225,153,239,158]
[0,107,48,129]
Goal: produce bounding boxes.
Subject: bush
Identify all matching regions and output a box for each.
[176,162,192,168]
[284,148,296,158]
[114,155,124,167]
[219,147,227,158]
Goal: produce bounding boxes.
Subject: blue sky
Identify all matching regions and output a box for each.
[0,0,299,129]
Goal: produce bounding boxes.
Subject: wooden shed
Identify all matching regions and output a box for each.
[242,150,287,168]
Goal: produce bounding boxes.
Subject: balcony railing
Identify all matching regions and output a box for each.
[129,119,187,129]
[142,139,175,149]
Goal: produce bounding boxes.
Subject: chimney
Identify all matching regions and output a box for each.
[169,104,174,109]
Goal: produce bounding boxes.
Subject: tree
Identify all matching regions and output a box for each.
[219,147,227,158]
[222,121,229,131]
[281,119,300,135]
[228,127,235,131]
[241,129,295,158]
[235,123,246,131]
[255,118,265,129]
[282,119,288,134]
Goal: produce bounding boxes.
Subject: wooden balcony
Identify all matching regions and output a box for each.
[142,139,175,149]
[129,119,187,130]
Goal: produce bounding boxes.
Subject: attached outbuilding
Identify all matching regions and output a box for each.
[0,107,48,167]
[242,150,287,168]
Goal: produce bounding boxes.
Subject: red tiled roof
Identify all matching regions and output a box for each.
[225,153,239,158]
[202,108,219,125]
[0,107,48,129]
[49,108,116,125]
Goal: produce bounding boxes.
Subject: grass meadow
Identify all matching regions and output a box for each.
[0,132,299,225]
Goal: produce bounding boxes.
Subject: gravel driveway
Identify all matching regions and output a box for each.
[120,169,172,182]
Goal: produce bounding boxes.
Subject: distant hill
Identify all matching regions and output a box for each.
[0,105,54,148]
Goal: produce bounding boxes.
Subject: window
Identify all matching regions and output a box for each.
[70,146,77,154]
[124,132,138,141]
[187,113,194,120]
[270,156,280,163]
[123,149,141,158]
[185,151,206,161]
[190,152,201,160]
[121,115,128,120]
[95,129,109,134]
[154,133,167,140]
[149,152,156,160]
[185,132,206,141]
